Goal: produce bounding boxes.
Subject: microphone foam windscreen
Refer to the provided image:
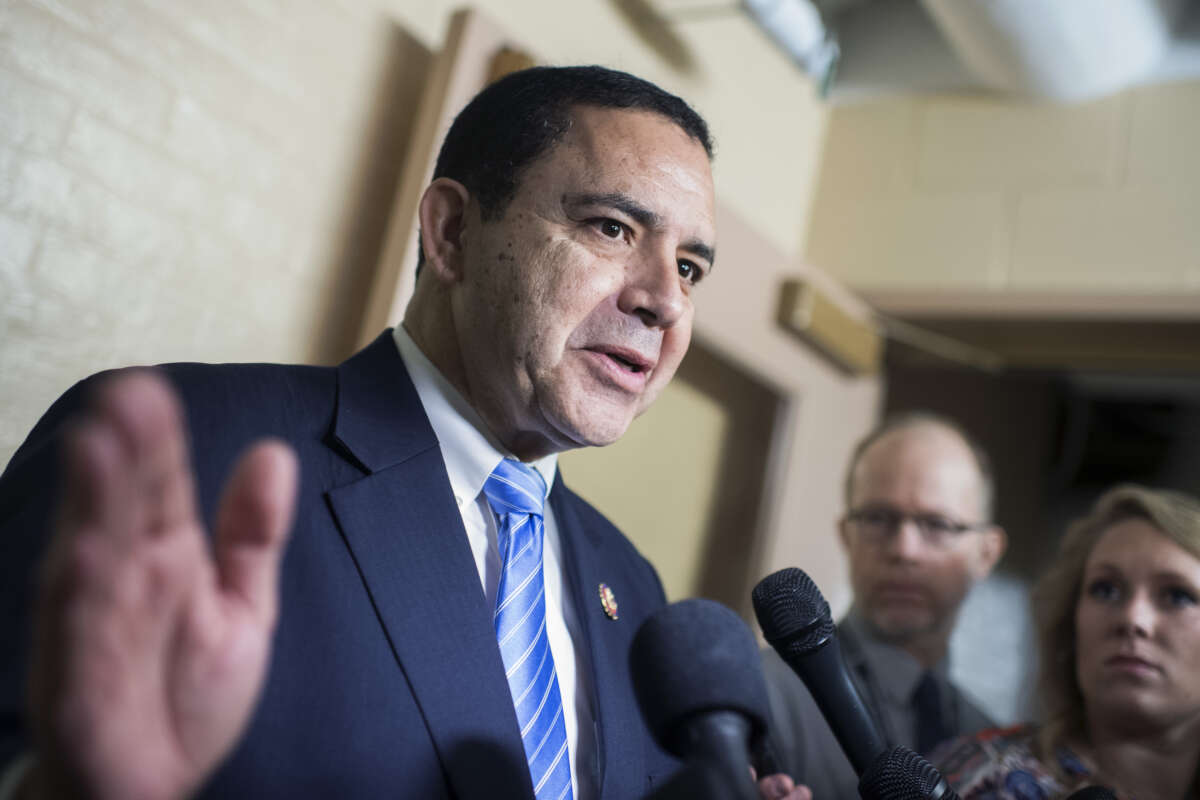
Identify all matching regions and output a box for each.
[630,598,770,754]
[751,567,836,660]
[858,746,958,800]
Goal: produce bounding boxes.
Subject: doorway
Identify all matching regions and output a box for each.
[882,316,1200,723]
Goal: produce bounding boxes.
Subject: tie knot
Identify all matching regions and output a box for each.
[484,459,547,518]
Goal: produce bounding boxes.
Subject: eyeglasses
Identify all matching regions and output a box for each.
[845,506,988,548]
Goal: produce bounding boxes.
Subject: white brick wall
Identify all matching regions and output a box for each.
[0,210,37,278]
[4,2,173,136]
[0,0,836,472]
[0,0,428,464]
[0,67,73,153]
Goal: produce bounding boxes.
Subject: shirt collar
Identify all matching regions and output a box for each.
[391,325,557,505]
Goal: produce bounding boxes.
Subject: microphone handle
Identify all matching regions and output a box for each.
[752,736,782,778]
[781,637,888,775]
[675,710,759,800]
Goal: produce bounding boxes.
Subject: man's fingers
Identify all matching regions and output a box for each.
[213,441,298,626]
[91,370,198,537]
[57,419,127,542]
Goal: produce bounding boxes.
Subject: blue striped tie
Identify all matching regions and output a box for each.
[484,459,573,800]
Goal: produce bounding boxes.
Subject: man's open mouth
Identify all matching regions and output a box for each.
[590,346,653,375]
[608,353,644,372]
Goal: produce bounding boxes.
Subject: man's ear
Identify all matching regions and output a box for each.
[418,178,471,284]
[970,524,1007,581]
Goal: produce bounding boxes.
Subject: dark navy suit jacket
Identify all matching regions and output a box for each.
[0,331,679,799]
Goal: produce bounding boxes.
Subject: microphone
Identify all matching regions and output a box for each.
[858,746,960,800]
[753,567,960,799]
[752,567,886,775]
[631,598,770,800]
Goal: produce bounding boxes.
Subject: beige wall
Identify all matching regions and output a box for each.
[805,81,1200,296]
[0,0,831,470]
[561,376,729,602]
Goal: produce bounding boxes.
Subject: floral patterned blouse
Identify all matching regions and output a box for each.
[933,725,1120,800]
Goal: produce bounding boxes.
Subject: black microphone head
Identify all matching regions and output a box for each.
[630,598,770,757]
[751,567,836,660]
[859,746,959,800]
[1065,788,1117,800]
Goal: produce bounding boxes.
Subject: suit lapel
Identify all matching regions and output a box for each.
[325,332,533,800]
[551,478,647,800]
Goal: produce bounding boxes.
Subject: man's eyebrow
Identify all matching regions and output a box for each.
[684,239,715,269]
[564,192,663,229]
[563,192,715,267]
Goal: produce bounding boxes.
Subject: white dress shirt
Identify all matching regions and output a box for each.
[392,326,597,800]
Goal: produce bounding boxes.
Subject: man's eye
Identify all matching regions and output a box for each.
[678,260,701,284]
[598,219,625,239]
[921,516,958,535]
[859,510,893,527]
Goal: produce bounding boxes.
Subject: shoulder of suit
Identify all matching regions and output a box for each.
[158,359,333,395]
[157,361,337,434]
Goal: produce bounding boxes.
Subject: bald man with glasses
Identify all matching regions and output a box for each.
[763,412,1007,799]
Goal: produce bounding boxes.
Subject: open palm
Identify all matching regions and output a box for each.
[28,372,297,800]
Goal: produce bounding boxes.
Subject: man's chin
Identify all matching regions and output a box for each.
[550,400,638,451]
[865,610,936,643]
[562,420,633,450]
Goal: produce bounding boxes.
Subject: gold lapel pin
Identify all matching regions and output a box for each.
[598,583,619,620]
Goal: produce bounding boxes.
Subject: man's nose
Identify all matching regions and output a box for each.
[885,518,926,560]
[617,244,686,329]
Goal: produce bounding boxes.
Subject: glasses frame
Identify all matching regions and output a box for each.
[844,505,990,548]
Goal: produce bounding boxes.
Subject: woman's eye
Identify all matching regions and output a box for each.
[1086,578,1120,602]
[1165,586,1199,608]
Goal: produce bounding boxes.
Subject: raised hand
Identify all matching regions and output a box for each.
[25,371,298,800]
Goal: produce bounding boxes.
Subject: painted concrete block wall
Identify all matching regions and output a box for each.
[0,0,437,467]
[0,0,831,468]
[804,82,1200,294]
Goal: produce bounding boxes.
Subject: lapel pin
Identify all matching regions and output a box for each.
[598,583,619,620]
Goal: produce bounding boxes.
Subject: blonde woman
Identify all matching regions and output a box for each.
[935,485,1200,800]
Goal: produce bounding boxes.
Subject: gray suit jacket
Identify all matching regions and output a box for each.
[762,612,993,799]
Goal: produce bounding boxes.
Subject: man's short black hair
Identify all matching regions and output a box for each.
[433,64,713,221]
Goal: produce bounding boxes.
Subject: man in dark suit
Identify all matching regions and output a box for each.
[762,413,1006,799]
[0,67,806,800]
